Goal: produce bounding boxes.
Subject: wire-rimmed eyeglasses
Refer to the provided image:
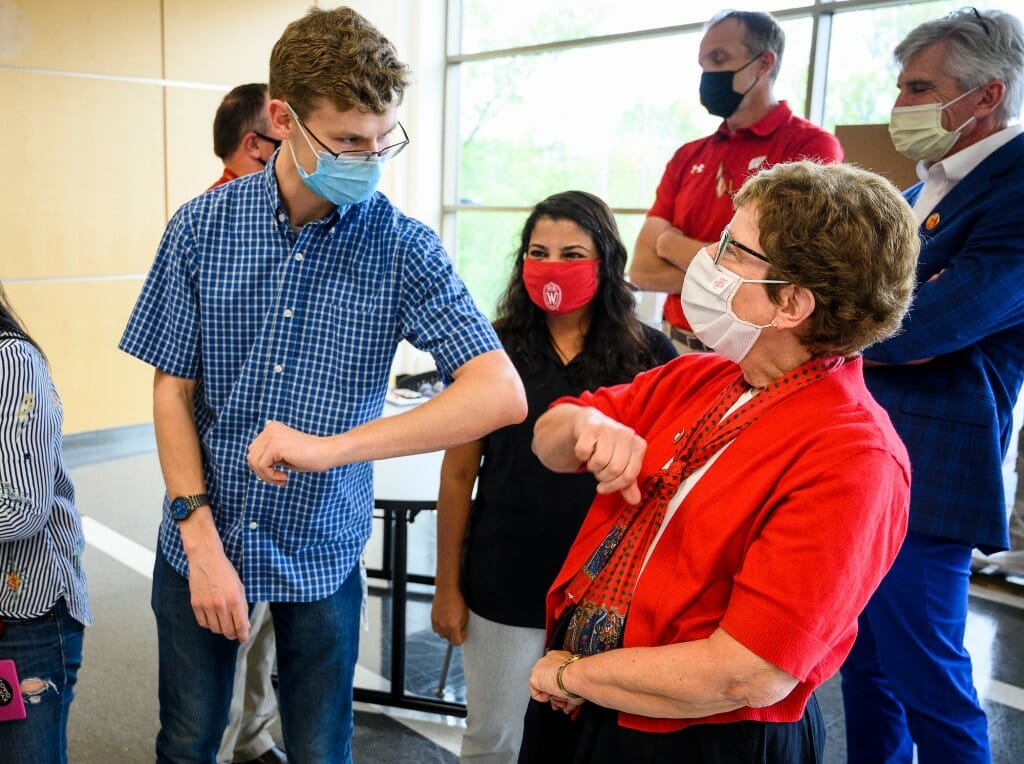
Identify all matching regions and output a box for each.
[291,108,409,162]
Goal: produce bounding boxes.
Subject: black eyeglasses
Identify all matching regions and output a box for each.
[951,7,991,38]
[254,131,281,149]
[715,228,771,266]
[291,108,409,162]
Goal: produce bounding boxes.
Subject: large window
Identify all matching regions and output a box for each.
[822,0,1008,130]
[443,0,1012,316]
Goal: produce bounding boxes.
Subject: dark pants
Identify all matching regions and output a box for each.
[152,548,363,764]
[518,694,825,764]
[0,599,84,764]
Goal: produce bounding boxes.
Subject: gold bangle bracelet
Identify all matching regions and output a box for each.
[556,653,583,699]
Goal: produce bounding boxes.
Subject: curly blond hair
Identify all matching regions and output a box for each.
[269,7,410,118]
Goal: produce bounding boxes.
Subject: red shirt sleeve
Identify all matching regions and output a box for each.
[719,444,908,682]
[648,143,699,220]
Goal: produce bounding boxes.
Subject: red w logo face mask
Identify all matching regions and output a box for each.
[522,259,600,315]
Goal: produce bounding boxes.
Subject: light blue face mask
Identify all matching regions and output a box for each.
[286,107,383,206]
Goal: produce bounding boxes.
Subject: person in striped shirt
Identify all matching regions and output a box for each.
[0,283,90,763]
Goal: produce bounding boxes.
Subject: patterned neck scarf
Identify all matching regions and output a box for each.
[562,355,846,655]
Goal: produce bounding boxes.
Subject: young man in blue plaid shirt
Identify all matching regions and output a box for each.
[120,7,526,762]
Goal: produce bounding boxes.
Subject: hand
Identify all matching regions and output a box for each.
[186,547,250,643]
[573,410,647,505]
[529,650,587,714]
[247,420,336,485]
[431,586,469,646]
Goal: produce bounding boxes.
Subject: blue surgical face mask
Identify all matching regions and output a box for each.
[286,106,383,206]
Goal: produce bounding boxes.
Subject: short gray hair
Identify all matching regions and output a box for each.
[705,10,785,81]
[894,8,1024,123]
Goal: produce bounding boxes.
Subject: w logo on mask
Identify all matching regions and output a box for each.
[523,259,599,316]
[543,282,563,311]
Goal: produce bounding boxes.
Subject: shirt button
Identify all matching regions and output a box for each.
[283,308,293,318]
[249,521,258,530]
[273,363,283,374]
[278,213,286,222]
[294,252,304,262]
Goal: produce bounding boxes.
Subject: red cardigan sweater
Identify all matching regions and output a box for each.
[547,354,910,732]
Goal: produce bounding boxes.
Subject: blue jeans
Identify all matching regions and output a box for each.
[0,598,85,764]
[152,548,361,764]
[840,531,991,763]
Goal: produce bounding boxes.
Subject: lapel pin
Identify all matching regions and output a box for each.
[925,212,940,230]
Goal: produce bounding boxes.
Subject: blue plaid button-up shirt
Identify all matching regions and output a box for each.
[119,160,500,601]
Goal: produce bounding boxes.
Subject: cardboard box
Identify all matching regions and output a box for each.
[835,123,919,190]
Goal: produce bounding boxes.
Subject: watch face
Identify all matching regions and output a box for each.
[170,497,191,521]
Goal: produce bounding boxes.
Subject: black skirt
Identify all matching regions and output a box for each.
[518,694,825,764]
[518,607,825,763]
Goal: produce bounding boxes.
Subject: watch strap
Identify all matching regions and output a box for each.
[173,493,211,521]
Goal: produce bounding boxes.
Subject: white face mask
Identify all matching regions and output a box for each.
[681,248,788,363]
[888,87,979,162]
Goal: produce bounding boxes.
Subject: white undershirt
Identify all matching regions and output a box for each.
[912,123,1024,223]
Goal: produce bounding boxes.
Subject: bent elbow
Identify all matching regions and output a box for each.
[500,375,528,425]
[627,264,655,291]
[730,674,798,709]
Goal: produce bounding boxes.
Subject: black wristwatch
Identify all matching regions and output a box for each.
[170,493,211,523]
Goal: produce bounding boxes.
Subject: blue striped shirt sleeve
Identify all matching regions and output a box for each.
[0,337,90,625]
[0,340,59,541]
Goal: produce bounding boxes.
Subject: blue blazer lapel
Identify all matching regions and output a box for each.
[926,133,1024,225]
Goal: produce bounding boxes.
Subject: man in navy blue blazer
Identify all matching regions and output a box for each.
[841,9,1024,763]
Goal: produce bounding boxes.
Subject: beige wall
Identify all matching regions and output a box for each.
[0,0,444,433]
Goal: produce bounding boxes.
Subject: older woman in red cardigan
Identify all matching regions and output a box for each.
[520,161,920,763]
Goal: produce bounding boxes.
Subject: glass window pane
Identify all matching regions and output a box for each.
[456,34,714,211]
[454,211,523,319]
[615,213,646,271]
[455,17,811,211]
[822,0,1004,131]
[775,17,813,117]
[459,0,791,55]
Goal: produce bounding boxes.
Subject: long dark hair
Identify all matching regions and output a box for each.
[495,190,657,390]
[0,283,43,355]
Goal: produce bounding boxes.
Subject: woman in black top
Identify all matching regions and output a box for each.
[431,191,676,763]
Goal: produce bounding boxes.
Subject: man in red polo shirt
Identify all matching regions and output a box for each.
[209,83,282,191]
[630,10,842,353]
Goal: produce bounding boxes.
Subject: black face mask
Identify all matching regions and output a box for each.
[699,54,762,118]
